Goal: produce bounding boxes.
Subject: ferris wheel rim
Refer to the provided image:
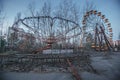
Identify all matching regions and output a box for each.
[82,10,113,39]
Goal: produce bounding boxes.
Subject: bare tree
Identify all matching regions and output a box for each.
[118,32,120,40]
[9,0,96,52]
[81,1,96,48]
[14,12,21,22]
[40,1,51,16]
[0,0,5,52]
[55,0,81,49]
[83,1,96,13]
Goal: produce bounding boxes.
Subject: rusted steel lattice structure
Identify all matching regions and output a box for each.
[8,10,114,52]
[82,10,113,51]
[8,16,82,53]
[1,10,114,80]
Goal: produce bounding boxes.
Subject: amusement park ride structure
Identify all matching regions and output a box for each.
[8,10,113,53]
[1,10,114,80]
[82,10,113,51]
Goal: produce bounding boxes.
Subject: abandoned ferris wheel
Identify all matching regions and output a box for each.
[8,10,113,53]
[82,10,113,51]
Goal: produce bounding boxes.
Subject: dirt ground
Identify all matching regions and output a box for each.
[0,52,120,80]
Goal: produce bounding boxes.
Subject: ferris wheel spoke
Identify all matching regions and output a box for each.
[82,10,113,51]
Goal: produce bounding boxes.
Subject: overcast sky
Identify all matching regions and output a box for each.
[1,0,120,40]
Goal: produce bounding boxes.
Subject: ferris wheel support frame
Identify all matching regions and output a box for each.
[94,24,113,51]
[82,10,113,51]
